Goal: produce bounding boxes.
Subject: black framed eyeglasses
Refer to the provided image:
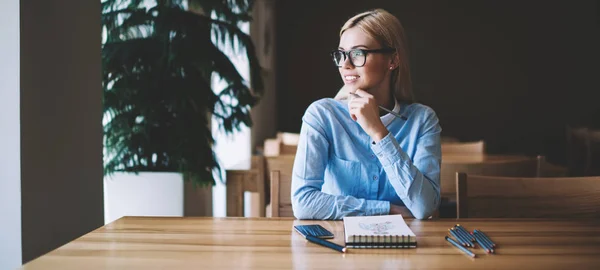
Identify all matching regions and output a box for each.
[330,48,396,67]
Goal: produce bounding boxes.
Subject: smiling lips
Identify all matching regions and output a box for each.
[344,75,359,84]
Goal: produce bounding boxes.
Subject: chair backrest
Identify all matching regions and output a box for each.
[456,173,600,218]
[225,155,265,217]
[440,156,539,198]
[277,132,300,145]
[265,155,295,215]
[536,155,568,177]
[441,140,485,154]
[586,130,600,176]
[270,170,294,217]
[263,138,297,156]
[440,136,459,143]
[265,155,295,175]
[566,126,589,176]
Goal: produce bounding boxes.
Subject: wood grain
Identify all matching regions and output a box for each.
[226,155,266,217]
[457,174,600,218]
[441,154,538,197]
[21,217,600,270]
[269,170,294,218]
[441,140,485,154]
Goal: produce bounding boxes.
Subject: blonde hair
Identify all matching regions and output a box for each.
[340,9,413,103]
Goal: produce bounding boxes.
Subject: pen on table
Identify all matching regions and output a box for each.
[474,229,496,247]
[445,236,476,258]
[472,232,493,253]
[455,224,475,242]
[347,92,408,120]
[448,228,470,247]
[454,226,474,245]
[455,228,475,247]
[306,235,347,253]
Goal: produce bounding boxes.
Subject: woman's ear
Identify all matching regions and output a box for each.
[389,53,400,70]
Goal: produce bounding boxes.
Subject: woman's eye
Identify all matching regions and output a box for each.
[351,51,365,57]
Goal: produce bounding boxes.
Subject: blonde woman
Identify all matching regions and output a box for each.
[291,9,441,220]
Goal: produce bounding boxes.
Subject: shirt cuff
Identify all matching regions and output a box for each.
[365,200,390,216]
[370,132,410,167]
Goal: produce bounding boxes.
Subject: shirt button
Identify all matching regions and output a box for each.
[370,154,375,158]
[373,176,378,180]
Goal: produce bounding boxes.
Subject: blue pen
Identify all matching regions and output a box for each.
[474,229,496,247]
[306,235,347,253]
[445,236,476,258]
[472,232,494,253]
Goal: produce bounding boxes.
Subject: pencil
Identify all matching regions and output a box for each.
[474,229,496,247]
[453,227,474,247]
[348,92,408,120]
[472,231,494,253]
[445,236,476,258]
[449,228,471,247]
[306,235,347,253]
[455,224,475,242]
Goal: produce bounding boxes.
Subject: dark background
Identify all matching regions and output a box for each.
[273,0,598,164]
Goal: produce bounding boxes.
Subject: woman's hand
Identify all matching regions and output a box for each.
[389,204,414,218]
[348,89,389,142]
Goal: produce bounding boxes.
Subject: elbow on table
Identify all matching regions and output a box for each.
[412,198,440,220]
[291,199,313,220]
[291,190,325,220]
[412,210,431,220]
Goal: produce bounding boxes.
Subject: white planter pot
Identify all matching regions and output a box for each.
[103,172,184,224]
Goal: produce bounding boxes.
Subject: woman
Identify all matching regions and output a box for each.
[291,9,441,220]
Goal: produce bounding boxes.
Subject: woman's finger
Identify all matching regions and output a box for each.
[354,89,373,98]
[348,98,368,107]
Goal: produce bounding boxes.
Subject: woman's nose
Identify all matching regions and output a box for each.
[341,56,354,69]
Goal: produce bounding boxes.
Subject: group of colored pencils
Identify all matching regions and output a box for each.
[445,224,496,258]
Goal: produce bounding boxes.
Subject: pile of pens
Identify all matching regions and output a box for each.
[445,224,496,258]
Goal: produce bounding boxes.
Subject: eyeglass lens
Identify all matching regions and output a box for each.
[332,50,366,67]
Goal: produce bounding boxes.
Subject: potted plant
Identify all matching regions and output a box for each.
[101,0,263,222]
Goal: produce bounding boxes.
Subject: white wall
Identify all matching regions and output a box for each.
[0,0,21,268]
[211,22,253,217]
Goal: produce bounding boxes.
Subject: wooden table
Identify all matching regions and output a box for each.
[21,217,600,269]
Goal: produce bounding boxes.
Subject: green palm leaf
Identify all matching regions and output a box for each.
[102,0,262,187]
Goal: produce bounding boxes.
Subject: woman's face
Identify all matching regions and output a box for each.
[337,27,392,94]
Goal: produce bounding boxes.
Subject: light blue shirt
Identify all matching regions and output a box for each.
[291,98,442,220]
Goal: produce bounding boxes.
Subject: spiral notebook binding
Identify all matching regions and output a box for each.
[346,235,417,248]
[347,234,416,249]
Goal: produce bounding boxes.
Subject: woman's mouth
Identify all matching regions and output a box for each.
[344,75,359,84]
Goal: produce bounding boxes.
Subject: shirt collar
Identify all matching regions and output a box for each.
[380,98,400,127]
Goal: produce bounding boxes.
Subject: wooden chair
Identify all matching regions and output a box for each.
[265,155,295,216]
[225,155,266,217]
[536,155,568,177]
[456,173,600,218]
[277,132,300,145]
[269,170,294,217]
[263,138,297,157]
[586,130,600,176]
[438,156,539,218]
[566,126,589,176]
[440,156,539,198]
[441,140,485,154]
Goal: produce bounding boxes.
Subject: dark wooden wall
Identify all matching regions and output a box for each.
[273,0,598,164]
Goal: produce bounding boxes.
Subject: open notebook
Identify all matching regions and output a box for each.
[343,215,417,248]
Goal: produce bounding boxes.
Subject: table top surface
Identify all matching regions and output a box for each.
[21,217,600,270]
